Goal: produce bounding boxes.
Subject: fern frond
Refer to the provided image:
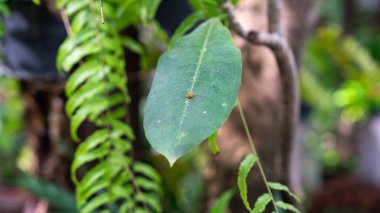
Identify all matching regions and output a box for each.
[57,0,162,212]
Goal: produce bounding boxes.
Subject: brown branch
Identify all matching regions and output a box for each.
[223,2,299,186]
[268,0,282,33]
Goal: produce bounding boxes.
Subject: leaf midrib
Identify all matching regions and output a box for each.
[175,22,214,148]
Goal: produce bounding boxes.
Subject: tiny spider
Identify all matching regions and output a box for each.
[185,91,194,99]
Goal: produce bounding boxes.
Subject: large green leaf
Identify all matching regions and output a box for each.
[144,18,241,165]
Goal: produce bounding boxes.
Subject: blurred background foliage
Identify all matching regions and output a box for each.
[301,0,380,177]
[0,76,76,212]
[0,77,25,177]
[0,0,379,212]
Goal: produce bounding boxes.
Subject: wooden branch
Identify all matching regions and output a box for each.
[268,0,282,33]
[223,2,300,185]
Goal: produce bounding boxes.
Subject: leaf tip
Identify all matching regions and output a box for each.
[168,157,177,168]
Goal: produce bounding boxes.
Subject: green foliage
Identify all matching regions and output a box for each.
[144,18,242,165]
[169,11,205,49]
[0,0,9,36]
[276,201,299,213]
[14,176,77,212]
[0,77,25,177]
[177,172,204,213]
[237,154,258,211]
[0,1,300,212]
[57,0,162,212]
[303,27,380,122]
[300,69,333,114]
[208,131,219,155]
[32,0,41,5]
[301,25,380,174]
[187,0,225,18]
[251,193,271,213]
[267,182,301,203]
[209,189,234,213]
[237,154,300,213]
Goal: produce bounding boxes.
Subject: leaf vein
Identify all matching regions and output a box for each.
[175,22,215,148]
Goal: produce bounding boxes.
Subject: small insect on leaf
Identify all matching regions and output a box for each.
[185,91,195,99]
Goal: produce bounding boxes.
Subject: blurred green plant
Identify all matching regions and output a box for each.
[0,76,77,212]
[303,27,380,122]
[13,175,77,212]
[0,0,9,36]
[0,76,25,177]
[301,26,380,172]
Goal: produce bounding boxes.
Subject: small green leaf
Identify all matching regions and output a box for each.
[110,184,133,201]
[75,161,106,190]
[64,1,88,16]
[276,201,300,213]
[71,10,89,34]
[56,0,69,8]
[79,178,108,207]
[121,36,144,55]
[144,18,242,165]
[136,177,161,194]
[62,41,100,71]
[231,0,240,5]
[188,0,223,17]
[209,189,234,213]
[70,111,87,142]
[208,130,219,155]
[66,80,109,117]
[112,138,132,153]
[237,154,258,211]
[117,1,140,29]
[65,60,102,96]
[74,130,109,156]
[169,11,204,49]
[72,143,110,183]
[146,0,162,20]
[268,182,301,203]
[57,29,95,70]
[109,118,135,140]
[251,193,271,213]
[32,0,41,5]
[80,193,110,213]
[133,162,161,183]
[0,3,10,16]
[135,193,161,212]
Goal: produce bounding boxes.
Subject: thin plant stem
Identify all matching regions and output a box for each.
[100,0,104,24]
[237,100,280,213]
